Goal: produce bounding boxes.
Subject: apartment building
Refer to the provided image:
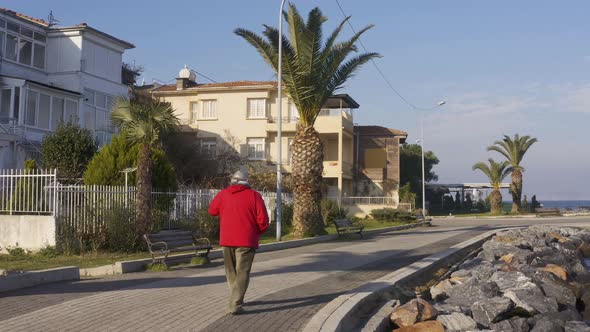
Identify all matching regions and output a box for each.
[152,66,357,200]
[0,8,134,168]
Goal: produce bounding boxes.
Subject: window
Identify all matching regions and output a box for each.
[26,90,38,126]
[190,102,198,124]
[0,20,46,69]
[247,138,265,160]
[51,97,64,130]
[33,44,45,69]
[247,99,266,119]
[38,94,50,129]
[288,100,299,123]
[5,34,17,61]
[65,100,78,123]
[0,89,11,121]
[83,88,113,133]
[200,100,217,119]
[200,138,217,159]
[19,39,32,66]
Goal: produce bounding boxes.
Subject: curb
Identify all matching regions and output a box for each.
[302,229,500,332]
[81,221,431,277]
[0,266,79,293]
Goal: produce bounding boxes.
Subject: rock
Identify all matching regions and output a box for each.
[508,317,531,332]
[471,297,514,327]
[564,321,590,332]
[392,320,445,332]
[437,312,477,331]
[430,279,453,301]
[446,279,500,307]
[548,232,569,243]
[580,289,590,320]
[432,301,469,315]
[540,264,568,281]
[544,308,582,322]
[491,320,515,332]
[504,285,559,315]
[389,299,439,327]
[452,258,496,280]
[531,316,564,332]
[490,271,533,292]
[449,276,467,285]
[500,253,516,264]
[551,242,579,257]
[535,271,577,307]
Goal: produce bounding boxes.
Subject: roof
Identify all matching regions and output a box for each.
[153,80,277,92]
[51,24,135,49]
[354,125,408,137]
[325,94,359,109]
[0,7,50,27]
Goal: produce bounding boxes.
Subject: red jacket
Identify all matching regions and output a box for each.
[208,185,269,248]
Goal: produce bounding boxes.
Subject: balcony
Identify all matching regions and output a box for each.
[322,160,353,178]
[266,117,299,132]
[267,109,353,133]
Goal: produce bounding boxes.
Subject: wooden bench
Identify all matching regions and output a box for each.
[535,208,561,217]
[333,219,364,238]
[416,213,433,225]
[143,229,212,265]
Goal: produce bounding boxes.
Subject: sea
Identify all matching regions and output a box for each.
[535,200,590,211]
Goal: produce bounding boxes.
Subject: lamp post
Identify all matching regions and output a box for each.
[276,0,287,242]
[121,167,137,208]
[418,101,445,215]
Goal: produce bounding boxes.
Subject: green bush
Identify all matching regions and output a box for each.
[147,262,168,272]
[7,246,28,257]
[178,208,220,240]
[104,205,142,253]
[38,246,58,258]
[320,199,349,226]
[370,208,416,222]
[56,222,81,255]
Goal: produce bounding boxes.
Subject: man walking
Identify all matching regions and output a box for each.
[208,168,269,315]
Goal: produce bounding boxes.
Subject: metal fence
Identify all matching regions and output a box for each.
[342,196,398,206]
[0,169,57,215]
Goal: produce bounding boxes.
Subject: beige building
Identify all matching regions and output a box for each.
[152,67,357,200]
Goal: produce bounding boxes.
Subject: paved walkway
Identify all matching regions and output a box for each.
[0,217,588,332]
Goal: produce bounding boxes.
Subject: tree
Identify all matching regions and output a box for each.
[84,133,176,191]
[488,134,538,213]
[399,143,439,205]
[235,4,379,237]
[472,159,512,215]
[41,122,97,183]
[111,91,179,235]
[121,62,144,86]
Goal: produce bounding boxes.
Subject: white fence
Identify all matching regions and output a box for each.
[342,196,398,206]
[0,169,57,215]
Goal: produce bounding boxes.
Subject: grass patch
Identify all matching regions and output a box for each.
[190,256,210,265]
[0,251,153,272]
[146,262,168,272]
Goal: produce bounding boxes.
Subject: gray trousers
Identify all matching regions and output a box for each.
[223,247,256,311]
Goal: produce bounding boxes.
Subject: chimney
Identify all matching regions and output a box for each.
[176,65,196,91]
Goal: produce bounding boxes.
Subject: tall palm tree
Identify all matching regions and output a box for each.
[487,134,538,213]
[111,91,179,235]
[235,4,380,237]
[472,159,512,215]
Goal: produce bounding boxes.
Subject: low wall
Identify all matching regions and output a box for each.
[347,204,398,218]
[0,215,56,252]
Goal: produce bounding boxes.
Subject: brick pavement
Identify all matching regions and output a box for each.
[0,217,587,332]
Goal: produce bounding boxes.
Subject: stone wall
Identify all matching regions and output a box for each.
[0,215,56,252]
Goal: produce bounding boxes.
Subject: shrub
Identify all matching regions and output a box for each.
[178,208,220,240]
[370,208,416,222]
[56,222,81,255]
[7,246,28,257]
[104,205,142,253]
[281,203,294,228]
[320,199,349,226]
[38,246,58,258]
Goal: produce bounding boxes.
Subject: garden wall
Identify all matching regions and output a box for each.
[0,215,56,253]
[348,203,399,218]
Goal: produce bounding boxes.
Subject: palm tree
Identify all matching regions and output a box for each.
[487,134,538,213]
[111,91,179,235]
[235,4,379,237]
[472,159,512,215]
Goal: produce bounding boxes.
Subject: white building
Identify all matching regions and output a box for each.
[0,8,134,168]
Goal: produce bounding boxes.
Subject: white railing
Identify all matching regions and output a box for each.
[342,196,398,206]
[0,169,57,215]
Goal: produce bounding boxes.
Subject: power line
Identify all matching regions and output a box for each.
[334,0,422,111]
[190,69,218,83]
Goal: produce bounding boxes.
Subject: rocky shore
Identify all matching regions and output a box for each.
[388,225,590,331]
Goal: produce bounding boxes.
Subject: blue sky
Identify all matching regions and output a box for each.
[7,1,590,200]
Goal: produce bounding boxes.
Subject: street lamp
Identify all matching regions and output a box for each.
[121,167,137,208]
[276,0,287,242]
[418,101,445,215]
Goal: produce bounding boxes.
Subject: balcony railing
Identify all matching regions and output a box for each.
[268,116,300,124]
[0,117,18,135]
[342,196,397,205]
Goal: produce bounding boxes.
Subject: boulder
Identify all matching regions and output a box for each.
[432,301,469,315]
[389,299,439,328]
[564,321,590,332]
[470,297,514,327]
[504,285,559,315]
[452,258,496,280]
[436,312,477,331]
[578,243,590,257]
[508,316,531,332]
[430,279,453,302]
[530,316,564,332]
[445,279,500,307]
[580,290,590,320]
[535,271,577,307]
[500,253,516,264]
[544,308,582,322]
[490,320,514,331]
[539,264,568,281]
[392,320,445,332]
[490,271,533,292]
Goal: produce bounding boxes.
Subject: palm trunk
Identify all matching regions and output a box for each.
[490,189,502,215]
[291,126,325,237]
[136,143,153,235]
[510,169,522,213]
